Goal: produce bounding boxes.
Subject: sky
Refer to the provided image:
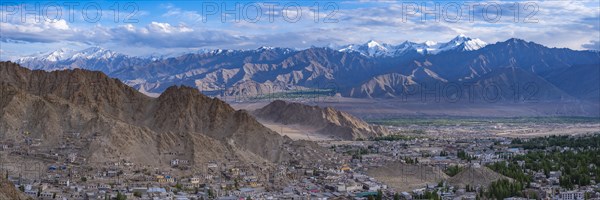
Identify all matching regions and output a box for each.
[0,0,599,59]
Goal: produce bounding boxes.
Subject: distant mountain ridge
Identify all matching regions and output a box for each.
[11,36,600,102]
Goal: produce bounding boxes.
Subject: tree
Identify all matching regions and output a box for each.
[376,189,383,200]
[440,151,449,156]
[134,191,142,198]
[394,193,401,200]
[208,189,214,198]
[444,165,463,177]
[585,192,591,200]
[116,192,127,200]
[485,179,523,199]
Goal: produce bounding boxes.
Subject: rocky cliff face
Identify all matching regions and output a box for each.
[253,100,389,140]
[0,61,328,169]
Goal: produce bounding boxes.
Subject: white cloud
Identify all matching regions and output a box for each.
[582,40,600,50]
[1,0,598,55]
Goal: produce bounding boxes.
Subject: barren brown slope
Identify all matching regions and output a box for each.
[0,61,328,169]
[447,165,512,188]
[0,177,31,200]
[253,100,388,140]
[366,162,448,192]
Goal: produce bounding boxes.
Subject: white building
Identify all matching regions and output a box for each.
[554,191,584,200]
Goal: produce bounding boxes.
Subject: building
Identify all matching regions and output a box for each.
[555,191,584,200]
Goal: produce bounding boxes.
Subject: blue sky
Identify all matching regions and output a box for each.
[0,0,599,59]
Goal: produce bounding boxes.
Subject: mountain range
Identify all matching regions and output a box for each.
[10,36,600,102]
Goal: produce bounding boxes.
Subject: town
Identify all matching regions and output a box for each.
[2,118,599,200]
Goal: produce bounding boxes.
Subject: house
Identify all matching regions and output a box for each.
[58,179,70,186]
[208,163,218,168]
[24,190,37,197]
[107,170,118,177]
[98,184,111,191]
[190,177,200,184]
[238,187,257,196]
[165,176,176,183]
[336,183,346,192]
[39,192,54,199]
[156,175,167,183]
[549,171,562,179]
[171,159,180,166]
[346,182,362,192]
[555,191,584,200]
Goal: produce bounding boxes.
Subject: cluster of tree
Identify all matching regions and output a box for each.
[104,192,127,200]
[208,189,215,199]
[439,151,449,157]
[444,165,463,177]
[404,157,419,164]
[349,147,370,160]
[116,193,127,200]
[493,135,600,190]
[512,134,600,149]
[371,134,417,141]
[457,150,475,161]
[366,190,383,200]
[465,184,476,192]
[480,179,523,200]
[413,190,441,200]
[516,149,599,189]
[487,161,531,183]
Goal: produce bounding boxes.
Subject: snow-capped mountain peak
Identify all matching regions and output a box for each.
[70,47,120,60]
[44,48,75,62]
[339,40,393,57]
[438,35,487,52]
[257,46,275,50]
[338,35,488,57]
[16,47,123,63]
[424,40,438,47]
[366,40,383,48]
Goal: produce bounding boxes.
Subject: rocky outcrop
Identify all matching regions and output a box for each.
[254,100,389,140]
[0,177,31,200]
[447,165,512,188]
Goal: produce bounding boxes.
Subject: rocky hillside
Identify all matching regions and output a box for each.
[367,162,449,192]
[447,165,512,188]
[0,61,329,169]
[253,100,388,140]
[0,177,31,200]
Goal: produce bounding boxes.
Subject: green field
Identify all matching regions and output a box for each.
[368,116,600,127]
